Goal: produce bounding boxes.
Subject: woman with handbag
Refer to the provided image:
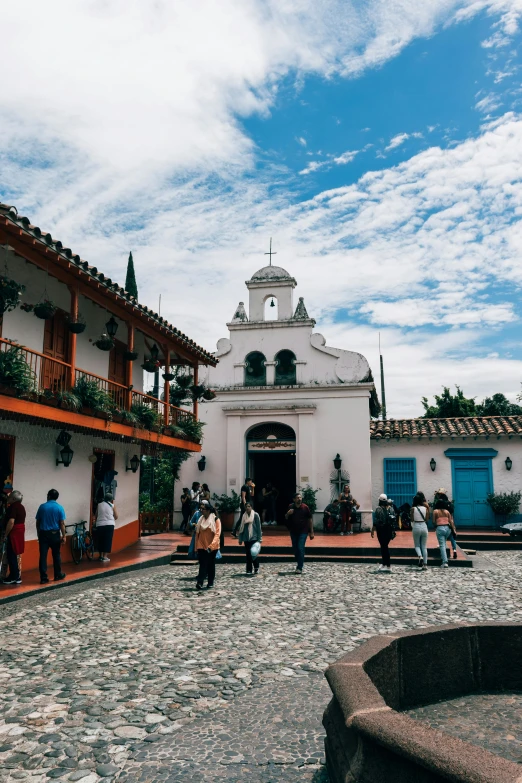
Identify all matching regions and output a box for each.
[237,502,262,575]
[195,501,221,590]
[410,493,429,570]
[371,493,396,573]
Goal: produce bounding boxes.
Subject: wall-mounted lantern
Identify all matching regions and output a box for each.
[197,455,206,472]
[333,453,342,470]
[126,454,140,473]
[430,458,436,472]
[505,456,513,471]
[56,444,74,468]
[105,315,119,338]
[56,430,71,447]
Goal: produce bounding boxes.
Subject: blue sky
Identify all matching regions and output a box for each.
[2,0,522,415]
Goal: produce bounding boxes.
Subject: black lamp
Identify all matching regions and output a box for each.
[197,455,206,472]
[150,344,159,361]
[105,316,119,338]
[505,456,513,471]
[430,458,436,472]
[126,454,140,473]
[56,444,74,467]
[333,453,342,470]
[55,430,72,447]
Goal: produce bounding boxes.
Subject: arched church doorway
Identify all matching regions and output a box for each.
[246,422,296,523]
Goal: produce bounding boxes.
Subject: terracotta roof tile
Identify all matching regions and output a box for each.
[370,416,522,440]
[0,203,216,365]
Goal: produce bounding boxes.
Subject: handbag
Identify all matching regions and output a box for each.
[250,541,261,559]
[216,549,223,560]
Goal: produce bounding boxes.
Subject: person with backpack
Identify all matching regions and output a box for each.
[371,493,395,573]
[410,492,429,570]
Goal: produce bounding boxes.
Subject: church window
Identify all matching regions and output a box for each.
[274,350,296,385]
[245,352,266,386]
[383,458,417,509]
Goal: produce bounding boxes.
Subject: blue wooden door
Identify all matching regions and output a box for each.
[454,463,493,528]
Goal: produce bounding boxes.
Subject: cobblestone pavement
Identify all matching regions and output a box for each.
[0,556,522,783]
[407,693,522,764]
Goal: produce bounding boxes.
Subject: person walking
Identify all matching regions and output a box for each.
[180,488,191,532]
[434,489,458,559]
[237,501,262,575]
[338,485,360,535]
[195,500,221,590]
[433,498,456,568]
[410,493,429,570]
[190,482,202,514]
[262,482,278,526]
[232,477,255,537]
[284,492,314,575]
[1,491,26,586]
[94,492,118,563]
[371,493,395,573]
[36,489,66,584]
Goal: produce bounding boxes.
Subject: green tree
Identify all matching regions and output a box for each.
[125,251,138,299]
[476,393,522,416]
[421,386,477,418]
[139,449,190,512]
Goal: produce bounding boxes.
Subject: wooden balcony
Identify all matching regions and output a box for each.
[0,338,199,450]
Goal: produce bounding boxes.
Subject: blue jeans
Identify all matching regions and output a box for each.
[290,531,308,570]
[436,525,451,565]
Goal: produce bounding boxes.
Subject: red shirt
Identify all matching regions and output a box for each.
[7,501,26,555]
[286,502,312,534]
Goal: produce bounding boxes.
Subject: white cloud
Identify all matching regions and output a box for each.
[385,133,411,151]
[296,137,307,147]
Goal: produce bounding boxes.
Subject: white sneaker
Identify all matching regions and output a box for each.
[384,566,392,572]
[100,556,110,563]
[347,531,354,535]
[340,532,345,536]
[440,563,448,568]
[376,565,385,572]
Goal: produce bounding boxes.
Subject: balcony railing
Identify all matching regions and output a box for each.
[0,337,196,434]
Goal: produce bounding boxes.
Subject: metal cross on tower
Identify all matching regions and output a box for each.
[264,237,277,266]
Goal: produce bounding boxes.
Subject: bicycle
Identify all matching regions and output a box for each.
[66,521,95,564]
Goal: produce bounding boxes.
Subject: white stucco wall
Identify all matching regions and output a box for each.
[0,419,140,542]
[371,437,522,510]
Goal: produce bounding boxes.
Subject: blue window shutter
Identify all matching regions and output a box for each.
[383,458,417,508]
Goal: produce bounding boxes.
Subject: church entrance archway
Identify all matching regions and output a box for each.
[246,422,296,523]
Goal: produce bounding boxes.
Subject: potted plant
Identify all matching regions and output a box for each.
[67,313,87,334]
[56,390,81,411]
[162,371,175,382]
[211,490,241,530]
[72,376,114,416]
[202,388,217,401]
[298,484,320,514]
[0,275,25,314]
[176,374,193,388]
[94,334,115,352]
[130,402,162,430]
[176,417,205,443]
[141,358,159,373]
[123,349,139,361]
[20,303,34,313]
[190,384,205,401]
[34,300,57,320]
[486,491,522,527]
[0,344,36,396]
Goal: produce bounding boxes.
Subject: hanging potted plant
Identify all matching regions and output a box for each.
[141,357,159,373]
[94,333,115,351]
[34,299,57,320]
[176,374,193,389]
[67,312,87,334]
[202,388,217,401]
[190,384,205,401]
[123,349,139,361]
[162,371,175,382]
[20,303,34,313]
[0,275,25,315]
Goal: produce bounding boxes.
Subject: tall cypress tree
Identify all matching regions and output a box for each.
[125,251,138,299]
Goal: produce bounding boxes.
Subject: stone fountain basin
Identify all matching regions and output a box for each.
[323,623,522,783]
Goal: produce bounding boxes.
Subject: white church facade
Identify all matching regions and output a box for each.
[178,262,377,529]
[177,260,522,531]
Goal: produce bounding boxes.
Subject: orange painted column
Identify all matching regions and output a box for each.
[68,286,78,389]
[164,347,170,425]
[126,323,134,410]
[193,363,199,420]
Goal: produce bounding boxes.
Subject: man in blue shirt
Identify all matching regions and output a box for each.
[36,489,67,584]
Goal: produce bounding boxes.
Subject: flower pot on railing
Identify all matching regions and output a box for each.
[94,335,115,351]
[0,276,25,315]
[34,301,57,320]
[123,350,139,362]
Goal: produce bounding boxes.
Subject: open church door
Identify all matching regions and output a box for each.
[246,422,296,524]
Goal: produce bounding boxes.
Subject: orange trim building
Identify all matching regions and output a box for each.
[0,203,216,572]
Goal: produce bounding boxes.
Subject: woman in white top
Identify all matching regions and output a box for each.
[410,493,429,571]
[95,492,118,563]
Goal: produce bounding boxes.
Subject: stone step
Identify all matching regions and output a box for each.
[176,544,450,557]
[170,552,472,567]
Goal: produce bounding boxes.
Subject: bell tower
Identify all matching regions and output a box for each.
[245,265,297,321]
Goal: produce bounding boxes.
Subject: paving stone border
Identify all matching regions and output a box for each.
[323,623,522,783]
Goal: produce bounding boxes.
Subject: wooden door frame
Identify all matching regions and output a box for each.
[90,448,116,529]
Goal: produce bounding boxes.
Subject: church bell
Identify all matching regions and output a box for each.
[270,298,275,307]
